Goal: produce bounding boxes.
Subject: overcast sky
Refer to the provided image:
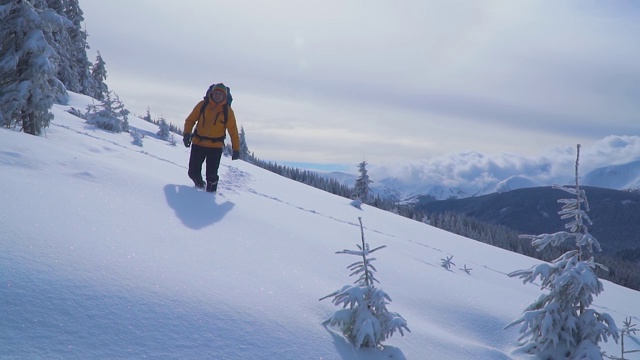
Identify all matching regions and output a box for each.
[81,1,640,173]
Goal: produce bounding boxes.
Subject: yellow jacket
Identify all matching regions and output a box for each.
[184,98,240,150]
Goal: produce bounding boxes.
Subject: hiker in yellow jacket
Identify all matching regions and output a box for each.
[183,83,240,192]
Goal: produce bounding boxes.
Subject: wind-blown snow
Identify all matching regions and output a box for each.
[1,92,639,359]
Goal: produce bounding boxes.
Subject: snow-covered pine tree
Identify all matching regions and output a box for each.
[460,264,472,274]
[156,116,170,140]
[28,0,45,9]
[142,107,153,123]
[41,0,78,95]
[239,126,250,161]
[506,144,618,360]
[440,255,455,270]
[36,1,70,105]
[85,91,130,133]
[223,143,232,157]
[91,51,108,100]
[353,160,373,204]
[605,317,639,360]
[45,0,63,14]
[130,127,143,146]
[320,217,410,349]
[63,0,97,97]
[350,198,363,209]
[0,0,67,135]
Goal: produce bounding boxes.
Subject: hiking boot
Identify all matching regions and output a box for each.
[193,179,205,189]
[206,180,218,193]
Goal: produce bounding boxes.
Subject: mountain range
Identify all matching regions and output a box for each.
[323,159,640,202]
[415,186,640,258]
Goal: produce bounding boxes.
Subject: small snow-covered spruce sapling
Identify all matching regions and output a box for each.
[156,117,171,140]
[441,255,455,270]
[85,91,130,133]
[350,198,363,209]
[320,217,410,349]
[130,128,144,146]
[353,160,373,204]
[605,317,640,360]
[506,145,619,359]
[460,264,472,274]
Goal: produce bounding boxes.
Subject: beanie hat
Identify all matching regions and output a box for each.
[213,83,227,95]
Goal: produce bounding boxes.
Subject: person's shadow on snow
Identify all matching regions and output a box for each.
[164,184,234,230]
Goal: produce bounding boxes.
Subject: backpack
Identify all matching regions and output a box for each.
[193,84,233,144]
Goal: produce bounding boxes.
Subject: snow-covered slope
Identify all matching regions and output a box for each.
[495,175,541,193]
[1,93,639,359]
[582,160,640,191]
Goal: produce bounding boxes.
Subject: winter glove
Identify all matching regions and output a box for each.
[232,150,240,160]
[183,133,191,148]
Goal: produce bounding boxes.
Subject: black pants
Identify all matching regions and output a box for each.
[188,144,223,185]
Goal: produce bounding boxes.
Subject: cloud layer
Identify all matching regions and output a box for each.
[81,1,640,166]
[371,135,640,194]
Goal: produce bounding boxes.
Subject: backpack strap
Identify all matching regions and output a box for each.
[198,101,229,125]
[198,98,209,123]
[192,104,230,144]
[198,84,216,124]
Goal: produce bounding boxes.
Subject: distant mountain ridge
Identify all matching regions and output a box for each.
[495,175,540,193]
[582,160,640,190]
[415,186,640,259]
[322,159,640,201]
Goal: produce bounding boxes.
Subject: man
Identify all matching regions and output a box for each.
[183,83,240,192]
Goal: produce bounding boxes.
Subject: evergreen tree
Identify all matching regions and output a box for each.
[36,0,70,104]
[507,145,618,359]
[239,126,250,161]
[0,0,67,135]
[223,143,232,157]
[130,127,143,146]
[156,116,170,140]
[85,91,130,133]
[321,217,410,349]
[90,51,108,100]
[440,255,455,270]
[609,317,639,360]
[45,0,63,14]
[29,0,45,9]
[41,0,78,94]
[353,160,373,203]
[142,107,152,123]
[64,0,97,97]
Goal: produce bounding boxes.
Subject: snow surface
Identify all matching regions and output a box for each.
[495,175,540,194]
[1,92,639,359]
[582,160,640,191]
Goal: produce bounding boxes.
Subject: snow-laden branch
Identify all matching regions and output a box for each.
[321,217,410,349]
[507,144,617,358]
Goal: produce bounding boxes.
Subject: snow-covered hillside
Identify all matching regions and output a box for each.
[1,93,639,359]
[495,175,541,194]
[582,160,640,191]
